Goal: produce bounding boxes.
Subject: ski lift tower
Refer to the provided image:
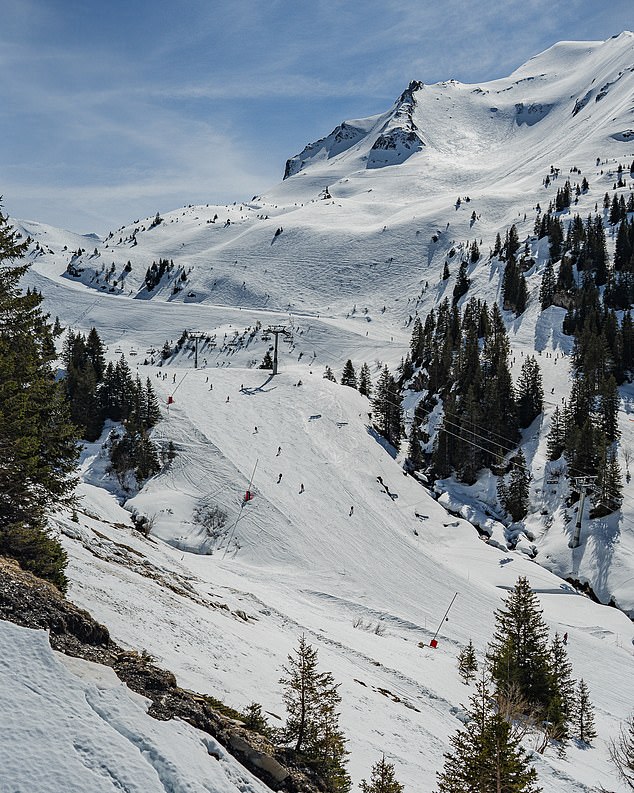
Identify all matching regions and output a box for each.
[569,476,596,548]
[264,325,290,375]
[189,332,206,368]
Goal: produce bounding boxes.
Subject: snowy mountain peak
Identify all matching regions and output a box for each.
[283,32,634,182]
[283,79,426,178]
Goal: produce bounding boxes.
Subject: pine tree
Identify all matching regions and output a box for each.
[260,350,273,369]
[437,676,541,793]
[242,702,270,735]
[516,357,543,428]
[453,260,470,304]
[539,261,556,309]
[497,451,530,522]
[598,375,620,443]
[410,317,424,363]
[595,445,623,513]
[406,422,424,471]
[0,207,79,590]
[457,640,478,684]
[372,366,403,451]
[144,378,161,427]
[341,360,357,389]
[546,633,575,743]
[280,635,350,792]
[546,406,566,460]
[360,756,403,793]
[571,679,596,745]
[487,577,552,713]
[85,327,106,380]
[358,363,373,397]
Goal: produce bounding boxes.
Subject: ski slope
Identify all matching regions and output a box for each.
[51,359,632,792]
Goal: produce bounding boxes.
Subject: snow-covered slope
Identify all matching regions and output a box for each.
[0,619,271,793]
[9,31,634,793]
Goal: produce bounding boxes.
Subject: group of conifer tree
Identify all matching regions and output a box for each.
[407,298,542,511]
[0,209,79,590]
[439,576,596,792]
[324,360,404,452]
[538,207,632,511]
[62,330,162,486]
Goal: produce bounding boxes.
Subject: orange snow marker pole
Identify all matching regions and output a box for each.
[222,458,259,560]
[166,372,188,409]
[429,592,458,648]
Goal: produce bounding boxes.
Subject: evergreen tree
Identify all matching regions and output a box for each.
[280,635,350,792]
[410,317,424,363]
[360,756,403,793]
[85,327,106,380]
[358,363,373,398]
[453,260,470,304]
[406,422,424,471]
[0,207,79,590]
[571,680,596,745]
[242,702,270,735]
[260,350,273,369]
[546,406,566,460]
[546,633,575,743]
[144,378,161,427]
[497,451,530,522]
[516,357,543,429]
[341,360,357,389]
[457,640,478,684]
[437,676,541,793]
[487,577,552,713]
[539,261,556,309]
[442,261,450,280]
[595,446,623,513]
[598,375,620,443]
[372,367,403,451]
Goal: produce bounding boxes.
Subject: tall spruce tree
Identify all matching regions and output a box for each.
[341,360,358,389]
[546,633,575,743]
[497,451,531,522]
[437,676,541,793]
[372,367,403,451]
[487,577,552,714]
[516,357,543,428]
[280,635,350,792]
[358,363,373,397]
[546,406,566,460]
[0,207,79,590]
[457,640,479,684]
[360,756,404,793]
[539,261,556,309]
[571,679,596,745]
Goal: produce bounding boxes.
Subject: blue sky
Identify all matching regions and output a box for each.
[2,0,632,234]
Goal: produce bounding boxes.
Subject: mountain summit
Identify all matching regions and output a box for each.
[283,31,634,182]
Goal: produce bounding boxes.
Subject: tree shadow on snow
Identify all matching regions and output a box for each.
[241,375,277,394]
[366,425,398,459]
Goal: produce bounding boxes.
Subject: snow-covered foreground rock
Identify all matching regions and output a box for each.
[0,619,271,793]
